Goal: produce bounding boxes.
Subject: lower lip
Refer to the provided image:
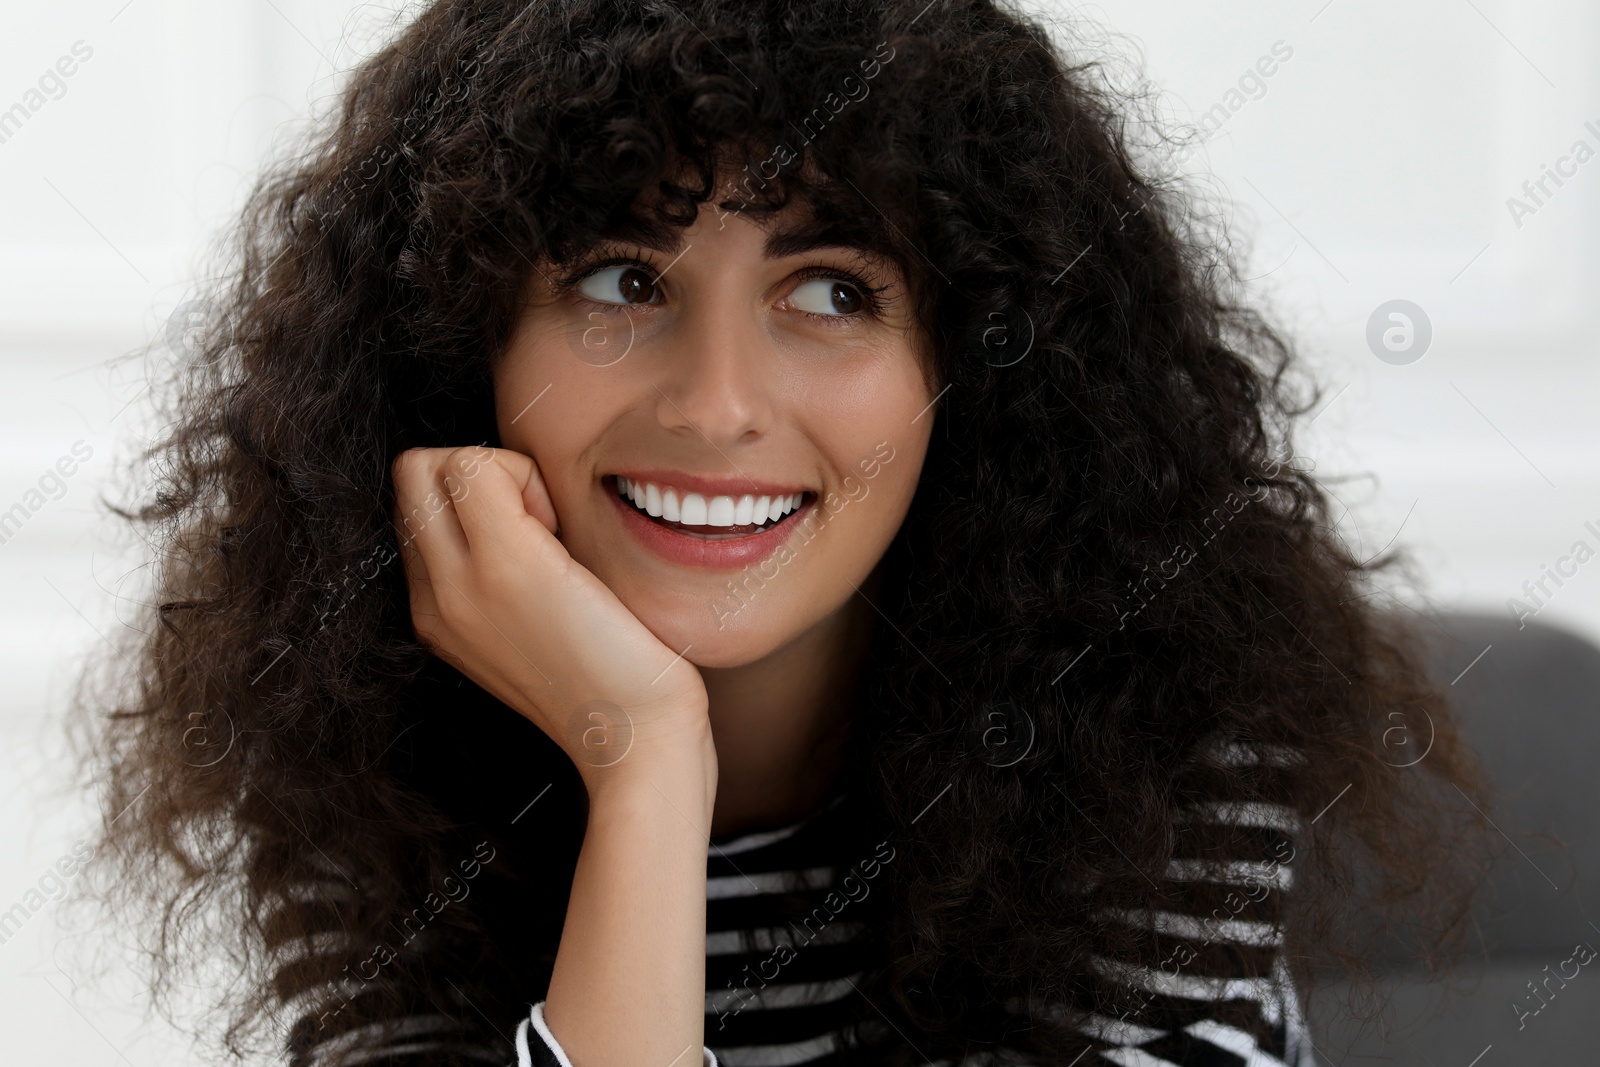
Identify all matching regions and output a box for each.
[607,481,815,570]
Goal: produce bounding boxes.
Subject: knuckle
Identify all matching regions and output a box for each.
[392,446,435,489]
[430,577,470,624]
[392,446,420,478]
[444,445,481,478]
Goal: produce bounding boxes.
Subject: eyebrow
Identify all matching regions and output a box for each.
[589,209,893,267]
[763,224,888,264]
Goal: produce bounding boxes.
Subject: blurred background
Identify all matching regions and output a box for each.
[1,0,1595,1063]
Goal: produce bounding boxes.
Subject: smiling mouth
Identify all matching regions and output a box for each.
[609,475,812,539]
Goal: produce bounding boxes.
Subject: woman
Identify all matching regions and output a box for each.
[70,1,1490,1065]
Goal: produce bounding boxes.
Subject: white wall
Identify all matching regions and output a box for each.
[1,0,1594,1061]
[1083,0,1600,648]
[1,3,427,1061]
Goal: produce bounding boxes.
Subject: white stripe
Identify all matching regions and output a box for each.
[1180,802,1301,835]
[1076,1011,1167,1046]
[706,928,755,956]
[1184,1019,1290,1067]
[1101,908,1283,947]
[1091,956,1280,1012]
[282,879,358,904]
[711,823,807,857]
[275,926,447,975]
[709,794,847,857]
[316,1040,506,1065]
[1164,858,1293,892]
[529,1001,575,1067]
[283,973,370,1016]
[515,1015,533,1067]
[706,866,836,900]
[273,929,353,966]
[706,920,866,956]
[298,1014,459,1063]
[1208,742,1303,768]
[1097,1049,1184,1067]
[710,1032,840,1066]
[707,972,862,1014]
[1274,956,1315,1067]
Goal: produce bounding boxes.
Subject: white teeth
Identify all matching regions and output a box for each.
[703,495,732,525]
[615,477,805,529]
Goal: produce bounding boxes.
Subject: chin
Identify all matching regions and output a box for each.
[625,589,805,671]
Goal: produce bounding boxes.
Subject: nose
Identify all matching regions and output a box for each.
[652,286,775,449]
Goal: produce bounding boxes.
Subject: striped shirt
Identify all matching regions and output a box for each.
[287,742,1314,1067]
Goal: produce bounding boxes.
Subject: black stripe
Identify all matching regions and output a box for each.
[707,993,864,1045]
[1137,1029,1250,1067]
[285,762,1303,1067]
[706,941,877,988]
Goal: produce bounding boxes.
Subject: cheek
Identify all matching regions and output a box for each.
[493,340,607,504]
[812,352,929,482]
[489,342,614,537]
[806,363,930,548]
[841,449,921,551]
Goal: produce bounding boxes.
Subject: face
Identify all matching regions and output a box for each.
[492,191,937,669]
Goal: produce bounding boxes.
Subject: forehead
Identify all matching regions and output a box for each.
[563,149,906,268]
[587,200,894,266]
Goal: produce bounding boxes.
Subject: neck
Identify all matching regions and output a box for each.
[702,570,880,840]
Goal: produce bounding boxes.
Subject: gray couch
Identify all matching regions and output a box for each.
[1310,612,1600,1065]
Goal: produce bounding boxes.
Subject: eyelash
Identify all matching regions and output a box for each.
[551,249,891,323]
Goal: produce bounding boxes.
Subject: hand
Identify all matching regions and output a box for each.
[391,445,712,785]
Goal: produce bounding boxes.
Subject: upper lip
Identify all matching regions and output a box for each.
[609,468,812,499]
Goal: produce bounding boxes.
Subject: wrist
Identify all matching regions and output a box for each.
[578,716,718,826]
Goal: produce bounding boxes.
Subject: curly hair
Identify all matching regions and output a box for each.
[66,0,1492,1063]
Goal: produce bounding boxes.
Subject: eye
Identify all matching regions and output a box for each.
[789,277,866,317]
[576,265,661,306]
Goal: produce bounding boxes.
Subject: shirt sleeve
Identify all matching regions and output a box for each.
[1065,744,1313,1067]
[514,1001,720,1067]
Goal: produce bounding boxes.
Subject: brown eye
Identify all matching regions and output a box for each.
[791,278,864,316]
[577,265,660,305]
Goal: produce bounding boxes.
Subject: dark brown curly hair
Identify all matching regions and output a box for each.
[64,0,1493,1063]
